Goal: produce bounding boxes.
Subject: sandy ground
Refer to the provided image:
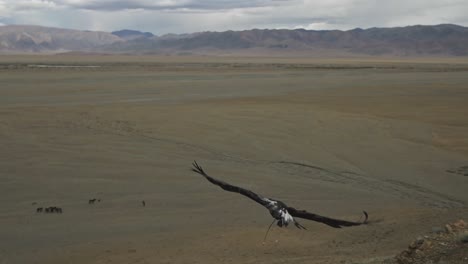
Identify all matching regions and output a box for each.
[1,56,468,264]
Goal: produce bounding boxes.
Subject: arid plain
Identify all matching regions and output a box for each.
[1,55,468,264]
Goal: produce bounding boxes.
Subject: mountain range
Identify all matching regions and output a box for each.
[1,24,468,56]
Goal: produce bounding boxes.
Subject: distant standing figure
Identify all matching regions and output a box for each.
[142,200,146,207]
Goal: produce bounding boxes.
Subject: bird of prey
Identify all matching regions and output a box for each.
[191,161,368,230]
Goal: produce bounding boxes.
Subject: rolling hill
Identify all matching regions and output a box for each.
[1,24,468,56]
[0,25,122,53]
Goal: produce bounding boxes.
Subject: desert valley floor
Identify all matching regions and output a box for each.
[0,56,468,263]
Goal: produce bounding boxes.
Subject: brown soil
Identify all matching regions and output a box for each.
[1,56,468,264]
[391,220,468,264]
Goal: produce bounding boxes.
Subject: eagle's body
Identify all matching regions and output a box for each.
[265,199,295,227]
[191,161,367,229]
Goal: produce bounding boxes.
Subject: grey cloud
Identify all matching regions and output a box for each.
[53,0,298,11]
[2,0,468,34]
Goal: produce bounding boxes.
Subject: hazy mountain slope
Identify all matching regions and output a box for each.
[0,25,122,53]
[2,24,468,56]
[100,24,468,56]
[112,30,154,40]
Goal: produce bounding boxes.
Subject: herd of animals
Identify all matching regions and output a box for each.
[33,161,368,238]
[36,206,62,214]
[35,198,146,214]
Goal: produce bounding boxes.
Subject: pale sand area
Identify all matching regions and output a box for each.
[1,56,468,263]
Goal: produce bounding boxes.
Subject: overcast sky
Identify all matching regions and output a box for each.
[1,0,468,35]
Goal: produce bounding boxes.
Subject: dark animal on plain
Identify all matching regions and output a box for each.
[191,161,368,231]
[39,206,62,214]
[142,200,146,207]
[43,206,60,213]
[89,199,96,204]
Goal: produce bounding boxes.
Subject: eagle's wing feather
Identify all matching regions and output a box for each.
[192,161,270,207]
[286,207,368,228]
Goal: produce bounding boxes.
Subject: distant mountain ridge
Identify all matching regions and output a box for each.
[112,29,154,40]
[0,25,121,53]
[1,24,468,56]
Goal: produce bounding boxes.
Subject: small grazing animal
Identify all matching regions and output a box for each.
[36,207,43,213]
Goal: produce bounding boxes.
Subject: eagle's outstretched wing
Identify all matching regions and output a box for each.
[286,207,368,228]
[191,161,270,207]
